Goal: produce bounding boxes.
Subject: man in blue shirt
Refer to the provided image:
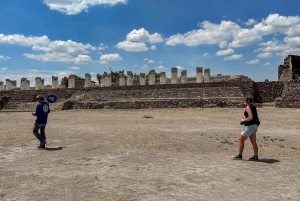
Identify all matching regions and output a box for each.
[32,95,50,149]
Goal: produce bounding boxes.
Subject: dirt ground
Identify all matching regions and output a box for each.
[0,107,300,201]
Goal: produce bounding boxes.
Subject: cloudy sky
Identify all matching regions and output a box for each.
[1,0,300,85]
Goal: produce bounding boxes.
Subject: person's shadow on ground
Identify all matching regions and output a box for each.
[249,159,279,164]
[45,147,63,151]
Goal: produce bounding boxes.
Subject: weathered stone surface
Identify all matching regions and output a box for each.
[52,76,59,89]
[279,69,293,82]
[0,81,3,91]
[160,72,166,84]
[21,78,30,90]
[181,70,187,84]
[149,70,156,85]
[140,73,146,85]
[85,73,92,88]
[196,67,203,83]
[171,67,178,84]
[68,75,76,88]
[119,72,126,86]
[6,79,16,90]
[254,82,284,103]
[204,68,210,83]
[127,71,133,86]
[35,77,44,90]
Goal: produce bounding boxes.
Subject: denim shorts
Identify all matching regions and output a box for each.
[241,124,258,137]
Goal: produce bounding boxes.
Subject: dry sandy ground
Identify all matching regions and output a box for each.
[0,108,300,201]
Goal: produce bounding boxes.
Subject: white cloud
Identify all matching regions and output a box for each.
[224,54,243,60]
[23,53,92,64]
[115,41,149,52]
[166,20,240,46]
[133,65,138,67]
[98,43,108,50]
[148,60,154,64]
[219,41,228,48]
[156,65,168,70]
[141,65,148,69]
[44,0,128,15]
[99,53,122,64]
[144,58,149,61]
[158,61,163,64]
[0,34,50,46]
[229,28,262,48]
[264,62,271,66]
[175,66,184,70]
[245,19,257,26]
[284,36,300,46]
[257,52,272,58]
[151,45,156,50]
[69,66,80,70]
[1,67,8,71]
[33,40,96,54]
[203,52,209,56]
[246,59,260,64]
[216,48,234,56]
[126,28,164,44]
[0,55,11,60]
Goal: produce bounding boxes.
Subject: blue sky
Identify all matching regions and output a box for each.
[1,0,300,86]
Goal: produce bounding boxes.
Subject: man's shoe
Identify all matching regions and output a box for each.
[233,154,242,160]
[248,155,259,161]
[38,141,47,149]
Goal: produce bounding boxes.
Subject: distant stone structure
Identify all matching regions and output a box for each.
[6,79,16,90]
[149,70,156,85]
[0,81,4,91]
[140,73,146,85]
[4,56,300,109]
[171,67,178,84]
[52,76,59,89]
[127,71,133,86]
[196,67,204,83]
[68,75,76,88]
[204,68,210,83]
[119,72,126,86]
[21,78,30,90]
[160,72,166,84]
[278,55,300,81]
[181,70,187,84]
[85,73,92,88]
[35,77,44,90]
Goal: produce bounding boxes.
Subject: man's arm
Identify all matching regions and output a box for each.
[32,104,42,116]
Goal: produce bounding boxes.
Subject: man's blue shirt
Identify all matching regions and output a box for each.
[34,102,50,124]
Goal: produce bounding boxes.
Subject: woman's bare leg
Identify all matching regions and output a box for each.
[249,134,258,156]
[239,135,248,155]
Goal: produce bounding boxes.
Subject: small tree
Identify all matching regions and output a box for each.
[133,73,140,80]
[96,73,101,84]
[61,76,68,88]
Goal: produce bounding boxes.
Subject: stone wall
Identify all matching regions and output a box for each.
[254,81,284,103]
[0,81,252,110]
[277,80,300,107]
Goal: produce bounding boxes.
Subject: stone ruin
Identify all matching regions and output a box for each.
[278,55,300,81]
[0,67,250,91]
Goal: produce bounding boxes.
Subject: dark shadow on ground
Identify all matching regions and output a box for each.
[45,147,63,151]
[248,159,280,164]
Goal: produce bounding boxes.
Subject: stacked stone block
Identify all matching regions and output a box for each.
[140,73,146,85]
[21,78,30,90]
[52,76,59,89]
[119,72,126,86]
[85,73,92,88]
[171,67,178,84]
[160,72,166,84]
[181,70,187,84]
[6,79,16,90]
[127,71,133,86]
[0,81,3,91]
[149,70,156,85]
[204,68,210,83]
[196,67,203,83]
